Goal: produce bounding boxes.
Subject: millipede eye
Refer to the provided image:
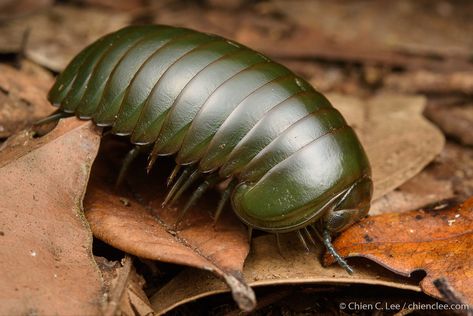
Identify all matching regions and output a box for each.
[326,209,358,232]
[326,212,346,231]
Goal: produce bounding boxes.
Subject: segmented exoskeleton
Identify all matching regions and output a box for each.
[44,25,373,273]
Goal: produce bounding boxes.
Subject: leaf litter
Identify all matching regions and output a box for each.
[0,0,466,313]
[0,63,54,139]
[0,5,131,71]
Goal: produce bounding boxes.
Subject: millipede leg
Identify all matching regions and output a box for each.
[303,227,316,246]
[309,223,323,241]
[322,229,354,275]
[147,143,166,174]
[162,167,193,207]
[175,174,220,228]
[167,165,181,187]
[33,111,73,126]
[213,179,237,227]
[169,169,202,206]
[146,149,160,174]
[116,146,142,187]
[248,227,253,242]
[275,233,284,258]
[102,128,113,137]
[297,230,310,252]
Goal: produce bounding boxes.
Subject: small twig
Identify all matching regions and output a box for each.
[104,255,133,316]
[15,28,31,68]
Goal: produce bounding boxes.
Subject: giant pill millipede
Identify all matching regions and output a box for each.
[41,24,373,273]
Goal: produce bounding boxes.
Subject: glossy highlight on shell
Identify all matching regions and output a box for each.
[46,24,373,273]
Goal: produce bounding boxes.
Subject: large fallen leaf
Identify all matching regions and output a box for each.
[150,234,421,315]
[0,5,131,71]
[0,63,53,138]
[325,197,473,306]
[0,118,103,315]
[85,146,255,311]
[329,93,445,202]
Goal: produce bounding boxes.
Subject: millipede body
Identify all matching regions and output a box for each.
[46,24,373,272]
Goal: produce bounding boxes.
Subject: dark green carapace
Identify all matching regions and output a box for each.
[47,25,373,273]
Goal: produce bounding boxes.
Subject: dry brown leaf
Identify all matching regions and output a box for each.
[370,140,473,215]
[325,197,473,306]
[18,60,56,92]
[0,63,54,138]
[329,93,445,201]
[0,118,103,315]
[426,102,473,147]
[85,146,255,311]
[370,170,454,215]
[438,143,473,200]
[151,234,421,314]
[0,5,131,70]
